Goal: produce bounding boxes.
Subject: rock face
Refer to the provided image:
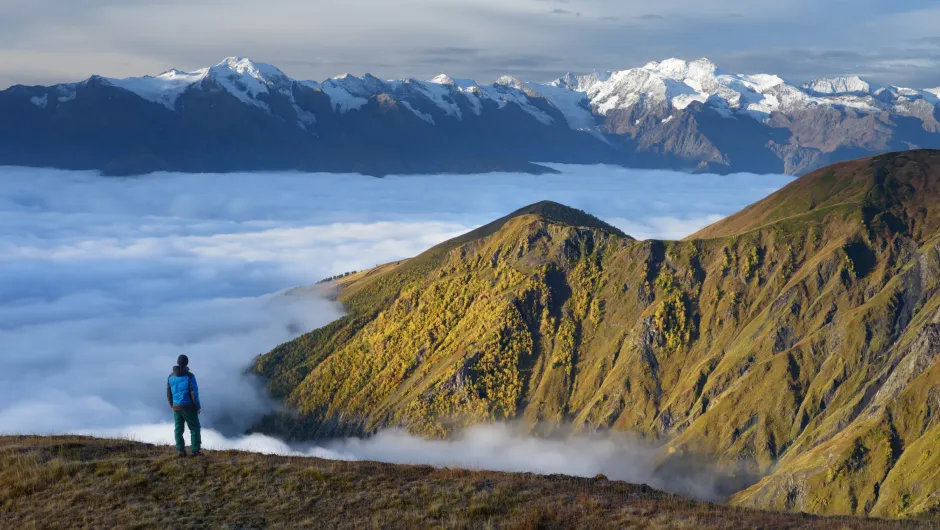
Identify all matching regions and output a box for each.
[253,150,940,518]
[3,57,940,175]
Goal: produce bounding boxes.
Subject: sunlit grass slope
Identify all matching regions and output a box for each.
[253,150,940,518]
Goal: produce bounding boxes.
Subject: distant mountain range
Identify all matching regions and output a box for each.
[2,57,940,175]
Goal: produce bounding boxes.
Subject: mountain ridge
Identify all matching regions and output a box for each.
[689,150,940,241]
[252,150,940,519]
[451,201,630,243]
[3,56,940,176]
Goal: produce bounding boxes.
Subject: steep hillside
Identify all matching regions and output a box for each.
[0,436,914,529]
[253,150,940,518]
[3,57,940,175]
[690,151,940,240]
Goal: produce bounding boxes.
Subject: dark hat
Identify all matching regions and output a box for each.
[177,354,189,367]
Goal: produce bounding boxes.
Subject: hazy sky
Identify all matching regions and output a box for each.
[2,0,939,89]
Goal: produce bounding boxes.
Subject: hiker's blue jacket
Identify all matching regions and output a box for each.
[166,366,201,410]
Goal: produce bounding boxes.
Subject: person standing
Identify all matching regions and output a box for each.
[166,354,203,457]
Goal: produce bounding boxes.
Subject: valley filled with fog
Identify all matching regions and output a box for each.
[0,164,791,498]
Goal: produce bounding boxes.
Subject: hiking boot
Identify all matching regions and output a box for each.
[177,450,188,458]
[190,450,204,457]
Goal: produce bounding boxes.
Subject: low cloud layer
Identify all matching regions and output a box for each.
[102,423,733,500]
[0,164,788,493]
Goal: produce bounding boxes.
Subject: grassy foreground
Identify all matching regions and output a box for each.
[0,436,931,529]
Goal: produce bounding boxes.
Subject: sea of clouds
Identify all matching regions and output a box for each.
[0,164,791,498]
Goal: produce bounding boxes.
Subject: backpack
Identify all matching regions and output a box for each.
[169,371,194,405]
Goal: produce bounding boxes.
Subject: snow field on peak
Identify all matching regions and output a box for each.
[803,76,871,95]
[319,84,369,112]
[429,74,479,90]
[205,57,294,110]
[105,68,208,110]
[407,80,462,119]
[101,57,290,111]
[477,82,554,125]
[548,57,940,125]
[400,101,435,124]
[31,55,940,133]
[525,82,593,130]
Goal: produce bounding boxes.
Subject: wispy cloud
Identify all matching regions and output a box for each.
[0,1,939,87]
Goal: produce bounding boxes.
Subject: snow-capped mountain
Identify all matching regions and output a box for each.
[2,56,939,176]
[546,58,939,125]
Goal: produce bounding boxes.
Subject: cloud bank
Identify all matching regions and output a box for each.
[0,164,789,494]
[2,0,940,89]
[102,423,734,500]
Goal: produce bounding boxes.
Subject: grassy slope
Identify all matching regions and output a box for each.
[0,436,925,530]
[689,150,940,241]
[252,150,940,518]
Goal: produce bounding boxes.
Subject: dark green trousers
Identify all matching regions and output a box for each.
[173,409,201,452]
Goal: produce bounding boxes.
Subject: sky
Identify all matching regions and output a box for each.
[1,1,940,89]
[0,164,791,496]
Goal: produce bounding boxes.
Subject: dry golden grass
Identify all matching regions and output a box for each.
[1,436,932,529]
[253,151,940,518]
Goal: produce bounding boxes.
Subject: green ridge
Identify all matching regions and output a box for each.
[253,149,940,519]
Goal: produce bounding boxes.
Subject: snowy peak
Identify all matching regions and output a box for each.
[429,74,479,90]
[552,72,580,90]
[30,55,940,134]
[634,58,722,94]
[323,73,387,97]
[430,74,455,86]
[803,76,872,95]
[157,68,209,81]
[552,70,612,92]
[214,57,266,75]
[102,67,208,110]
[97,56,295,111]
[495,75,526,89]
[564,58,929,123]
[214,57,260,76]
[203,57,300,109]
[643,58,718,81]
[209,57,290,87]
[10,54,940,178]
